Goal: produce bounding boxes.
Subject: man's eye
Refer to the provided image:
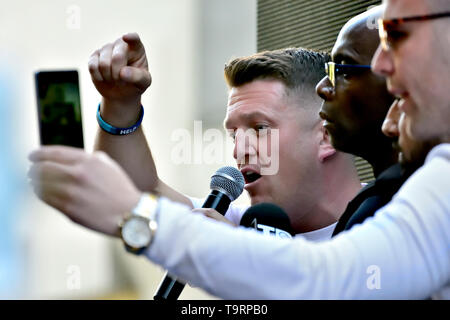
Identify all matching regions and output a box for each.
[343,72,354,79]
[335,65,350,78]
[336,69,351,79]
[255,124,269,131]
[255,125,271,137]
[386,30,408,50]
[388,30,407,41]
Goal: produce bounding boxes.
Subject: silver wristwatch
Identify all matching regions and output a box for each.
[119,193,159,255]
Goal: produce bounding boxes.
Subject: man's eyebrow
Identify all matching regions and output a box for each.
[223,110,272,129]
[332,52,359,64]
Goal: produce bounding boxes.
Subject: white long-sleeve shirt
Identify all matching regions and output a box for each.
[145,144,450,299]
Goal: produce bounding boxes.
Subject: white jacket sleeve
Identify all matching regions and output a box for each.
[145,144,450,299]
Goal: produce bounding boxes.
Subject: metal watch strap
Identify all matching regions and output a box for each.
[132,193,159,220]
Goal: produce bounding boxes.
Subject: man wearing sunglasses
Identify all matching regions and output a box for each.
[316,6,408,236]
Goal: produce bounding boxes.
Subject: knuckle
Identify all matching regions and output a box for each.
[115,36,125,45]
[88,51,98,60]
[111,51,125,63]
[37,161,52,179]
[88,59,97,72]
[101,43,113,51]
[69,165,87,184]
[98,60,110,71]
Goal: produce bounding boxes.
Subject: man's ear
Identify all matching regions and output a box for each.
[318,125,336,162]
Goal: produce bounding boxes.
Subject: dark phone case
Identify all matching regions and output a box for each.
[35,70,84,148]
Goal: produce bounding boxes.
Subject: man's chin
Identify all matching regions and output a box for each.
[249,195,271,206]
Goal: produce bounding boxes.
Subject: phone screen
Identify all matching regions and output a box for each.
[35,70,84,148]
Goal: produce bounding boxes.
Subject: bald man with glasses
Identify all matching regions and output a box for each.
[316,6,405,236]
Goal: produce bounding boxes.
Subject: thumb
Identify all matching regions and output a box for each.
[122,32,146,64]
[119,66,152,90]
[122,32,143,49]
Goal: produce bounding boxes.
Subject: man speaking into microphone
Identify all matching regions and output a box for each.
[86,35,362,299]
[88,33,361,239]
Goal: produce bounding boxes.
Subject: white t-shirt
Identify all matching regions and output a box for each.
[147,143,450,299]
[189,197,337,242]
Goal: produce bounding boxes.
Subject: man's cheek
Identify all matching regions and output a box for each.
[259,130,280,176]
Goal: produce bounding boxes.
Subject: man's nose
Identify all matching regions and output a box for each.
[233,129,258,164]
[382,100,400,138]
[316,76,334,101]
[371,45,394,77]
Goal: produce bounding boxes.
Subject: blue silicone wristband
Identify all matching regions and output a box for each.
[97,104,144,135]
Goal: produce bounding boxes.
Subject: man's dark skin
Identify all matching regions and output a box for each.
[316,7,405,235]
[316,7,397,177]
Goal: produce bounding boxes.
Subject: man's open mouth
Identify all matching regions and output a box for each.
[242,169,262,184]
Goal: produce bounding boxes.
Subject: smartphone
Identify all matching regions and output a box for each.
[35,70,84,148]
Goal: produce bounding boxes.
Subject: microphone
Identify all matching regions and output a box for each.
[240,203,295,239]
[153,166,245,300]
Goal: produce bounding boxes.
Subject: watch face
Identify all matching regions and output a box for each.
[122,217,152,249]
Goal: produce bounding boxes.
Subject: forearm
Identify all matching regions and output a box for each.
[94,98,159,192]
[88,33,192,204]
[94,99,192,207]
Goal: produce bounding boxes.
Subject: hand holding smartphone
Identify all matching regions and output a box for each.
[35,70,84,148]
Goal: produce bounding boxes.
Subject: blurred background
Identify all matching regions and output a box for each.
[0,0,256,299]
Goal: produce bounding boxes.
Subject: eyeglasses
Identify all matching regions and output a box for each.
[324,62,371,87]
[378,12,450,51]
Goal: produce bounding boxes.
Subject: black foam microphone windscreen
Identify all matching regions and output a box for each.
[240,202,295,238]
